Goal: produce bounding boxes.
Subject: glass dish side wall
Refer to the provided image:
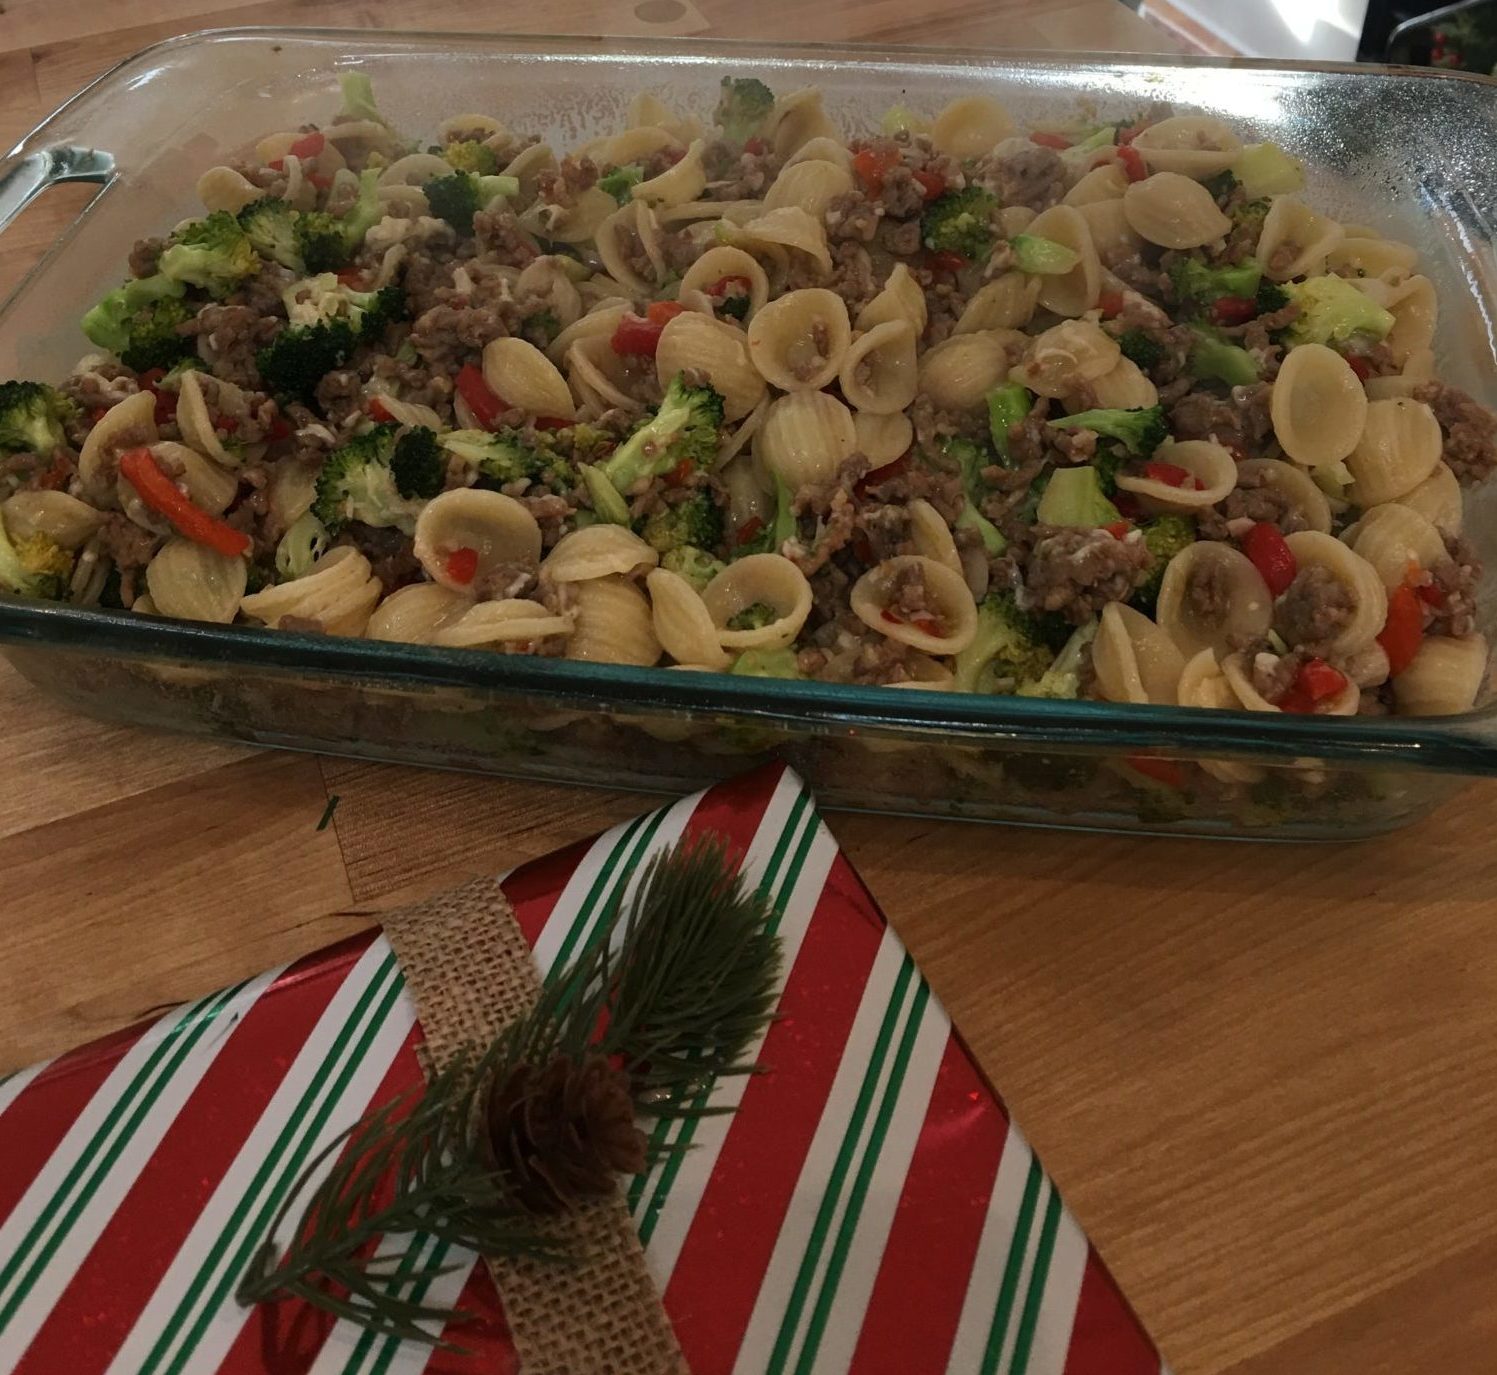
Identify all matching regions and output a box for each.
[2,30,1496,837]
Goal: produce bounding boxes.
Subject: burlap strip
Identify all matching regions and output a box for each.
[381,877,688,1375]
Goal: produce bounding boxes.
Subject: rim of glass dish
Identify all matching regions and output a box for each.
[4,28,1496,778]
[3,599,1493,774]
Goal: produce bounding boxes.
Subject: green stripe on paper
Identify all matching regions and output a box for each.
[980,1158,1045,1375]
[366,1238,455,1375]
[792,980,931,1375]
[766,952,917,1375]
[0,979,250,1328]
[633,794,818,1242]
[338,1229,435,1375]
[1008,1184,1064,1375]
[543,815,646,980]
[138,951,402,1375]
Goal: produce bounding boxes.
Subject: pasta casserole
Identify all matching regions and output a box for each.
[0,71,1492,728]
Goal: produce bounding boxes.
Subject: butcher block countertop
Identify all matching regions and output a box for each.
[3,4,1497,1373]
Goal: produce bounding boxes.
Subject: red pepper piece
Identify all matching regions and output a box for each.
[1297,657,1348,703]
[1346,355,1372,381]
[1126,755,1187,788]
[1141,461,1198,489]
[1378,584,1425,676]
[927,249,967,274]
[1118,145,1147,182]
[118,448,250,560]
[1098,290,1124,319]
[456,363,506,429]
[444,547,480,586]
[1210,295,1258,326]
[289,131,326,160]
[1102,519,1132,540]
[1241,521,1297,597]
[852,145,901,196]
[734,515,764,547]
[1029,131,1072,149]
[367,396,395,422]
[911,168,946,199]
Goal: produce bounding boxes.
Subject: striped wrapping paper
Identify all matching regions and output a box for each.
[0,764,1168,1375]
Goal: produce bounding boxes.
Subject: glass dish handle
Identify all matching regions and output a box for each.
[0,145,115,237]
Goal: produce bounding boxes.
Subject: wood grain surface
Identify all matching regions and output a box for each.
[4,5,1497,1374]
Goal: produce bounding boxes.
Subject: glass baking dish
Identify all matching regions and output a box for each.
[3,27,1496,839]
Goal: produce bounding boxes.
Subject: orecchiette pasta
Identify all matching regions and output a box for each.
[240,547,382,636]
[679,246,770,319]
[1233,459,1334,534]
[1397,463,1463,535]
[1280,531,1388,655]
[952,272,1041,335]
[1156,543,1274,657]
[1130,116,1243,178]
[433,598,574,649]
[145,539,248,624]
[762,159,854,218]
[746,288,851,391]
[565,575,662,666]
[657,312,765,422]
[482,337,576,422]
[1393,634,1490,715]
[631,139,708,207]
[850,555,978,655]
[365,582,472,643]
[1023,205,1101,316]
[1122,173,1232,251]
[839,319,919,415]
[930,96,1014,157]
[543,524,658,583]
[757,390,857,488]
[856,263,928,334]
[1092,603,1186,706]
[1011,319,1120,399]
[854,410,915,470]
[1,491,104,549]
[1116,439,1236,512]
[1344,502,1446,589]
[920,331,1024,411]
[646,567,731,669]
[413,489,543,593]
[702,554,813,651]
[1271,343,1368,468]
[1256,197,1345,282]
[1344,398,1441,504]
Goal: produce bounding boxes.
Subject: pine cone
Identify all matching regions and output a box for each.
[486,1053,647,1214]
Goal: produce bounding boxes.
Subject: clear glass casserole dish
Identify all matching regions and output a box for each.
[2,27,1496,839]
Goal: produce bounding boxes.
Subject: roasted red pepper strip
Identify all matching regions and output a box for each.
[1346,354,1372,381]
[1117,145,1147,182]
[289,131,326,160]
[1141,461,1199,489]
[444,547,479,586]
[1098,290,1124,319]
[118,448,250,560]
[456,363,506,429]
[911,168,946,199]
[367,396,395,422]
[610,304,684,357]
[1378,584,1425,676]
[882,607,943,637]
[852,145,901,196]
[734,515,765,547]
[1211,295,1258,327]
[1298,657,1348,703]
[1241,521,1297,597]
[927,249,967,274]
[1126,755,1187,788]
[1029,131,1072,150]
[708,274,753,299]
[1102,519,1132,540]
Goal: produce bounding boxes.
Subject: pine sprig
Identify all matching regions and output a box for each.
[235,830,783,1346]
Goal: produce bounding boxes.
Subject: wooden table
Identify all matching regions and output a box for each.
[4,4,1497,1373]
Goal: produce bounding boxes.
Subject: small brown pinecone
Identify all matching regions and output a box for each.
[486,1052,648,1214]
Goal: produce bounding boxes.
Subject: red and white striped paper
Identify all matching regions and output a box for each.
[0,765,1168,1375]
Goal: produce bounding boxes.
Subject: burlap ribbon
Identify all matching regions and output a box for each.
[381,877,688,1375]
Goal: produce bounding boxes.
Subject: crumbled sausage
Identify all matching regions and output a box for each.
[1274,565,1354,653]
[1413,381,1497,485]
[1025,526,1153,623]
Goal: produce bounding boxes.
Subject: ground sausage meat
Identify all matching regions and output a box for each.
[1024,526,1153,623]
[1425,533,1482,638]
[1413,381,1497,485]
[974,144,1068,211]
[184,305,280,389]
[1274,565,1354,653]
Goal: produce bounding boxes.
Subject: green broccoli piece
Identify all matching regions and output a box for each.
[735,472,796,558]
[1118,329,1164,371]
[953,593,1058,694]
[519,309,561,350]
[1282,275,1395,348]
[1256,279,1290,314]
[1188,327,1260,386]
[1131,514,1195,615]
[1168,256,1261,308]
[599,374,724,493]
[81,274,196,372]
[641,491,725,554]
[1201,169,1238,202]
[580,464,631,525]
[291,170,387,272]
[1049,405,1167,458]
[921,187,999,261]
[443,140,500,175]
[441,428,578,492]
[730,647,800,678]
[256,319,357,402]
[662,545,726,591]
[313,424,441,534]
[718,291,751,322]
[0,381,77,456]
[599,164,645,203]
[986,382,1034,466]
[424,171,521,234]
[1010,234,1081,275]
[1230,142,1305,199]
[237,197,304,270]
[284,274,405,333]
[274,511,330,582]
[727,602,778,632]
[158,211,259,297]
[941,436,1007,555]
[337,72,384,124]
[0,508,71,599]
[1034,466,1121,529]
[714,77,775,145]
[1016,618,1100,699]
[1090,447,1127,498]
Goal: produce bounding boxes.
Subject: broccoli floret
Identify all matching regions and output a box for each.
[441,428,578,492]
[921,187,999,261]
[1256,279,1290,314]
[1016,618,1100,699]
[1090,447,1127,498]
[443,140,500,175]
[283,274,405,333]
[662,545,726,591]
[237,197,303,270]
[313,424,440,534]
[953,593,1058,694]
[1049,405,1167,458]
[718,292,750,322]
[1118,329,1164,371]
[337,72,384,125]
[599,374,724,492]
[714,77,775,145]
[1168,256,1261,309]
[735,472,796,558]
[256,319,357,403]
[1187,329,1260,386]
[941,436,1007,555]
[1034,466,1121,528]
[727,602,778,632]
[424,171,521,234]
[1132,514,1195,615]
[274,511,330,582]
[730,647,800,678]
[579,464,631,525]
[520,309,561,349]
[1010,234,1080,275]
[1201,169,1238,202]
[81,275,196,373]
[158,211,259,297]
[1283,275,1395,348]
[1231,142,1305,199]
[292,170,388,273]
[986,382,1034,466]
[0,509,71,599]
[599,163,645,203]
[641,491,725,553]
[0,381,77,456]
